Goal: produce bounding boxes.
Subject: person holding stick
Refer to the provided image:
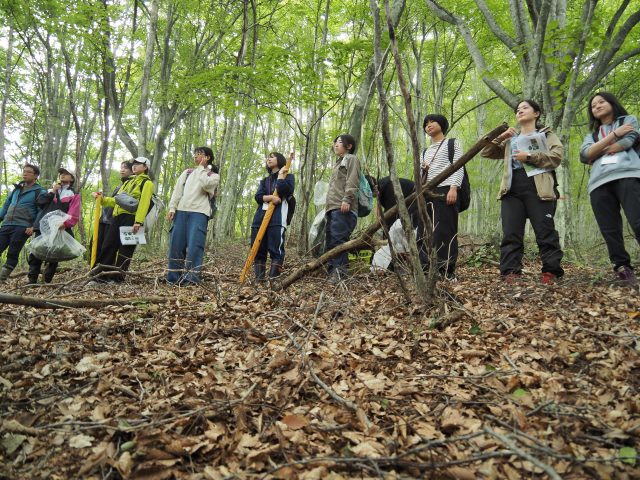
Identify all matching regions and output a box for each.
[481,99,564,284]
[249,152,294,280]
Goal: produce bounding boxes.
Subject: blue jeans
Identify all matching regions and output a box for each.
[325,209,357,275]
[167,211,208,284]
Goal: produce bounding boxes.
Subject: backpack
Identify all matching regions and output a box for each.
[140,178,164,233]
[184,169,217,221]
[357,172,373,217]
[285,195,296,225]
[446,138,471,213]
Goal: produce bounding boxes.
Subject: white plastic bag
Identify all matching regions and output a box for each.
[28,210,86,262]
[389,219,410,253]
[313,181,329,206]
[308,209,326,257]
[371,245,392,272]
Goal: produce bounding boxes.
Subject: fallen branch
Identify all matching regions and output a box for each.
[274,123,508,290]
[285,330,373,430]
[484,426,563,480]
[0,292,171,310]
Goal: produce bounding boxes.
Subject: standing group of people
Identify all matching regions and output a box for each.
[1,93,638,287]
[283,93,638,286]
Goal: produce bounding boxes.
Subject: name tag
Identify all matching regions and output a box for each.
[601,153,621,165]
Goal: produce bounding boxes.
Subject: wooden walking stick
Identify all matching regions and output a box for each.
[239,152,294,283]
[90,195,102,268]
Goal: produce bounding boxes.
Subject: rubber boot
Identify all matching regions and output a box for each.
[27,256,41,285]
[254,261,266,282]
[0,266,13,282]
[43,263,57,283]
[269,261,283,279]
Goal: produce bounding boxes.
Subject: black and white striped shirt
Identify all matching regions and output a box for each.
[421,138,464,188]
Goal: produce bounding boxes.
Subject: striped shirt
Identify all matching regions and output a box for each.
[421,138,464,187]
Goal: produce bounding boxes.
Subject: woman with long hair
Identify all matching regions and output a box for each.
[580,92,640,286]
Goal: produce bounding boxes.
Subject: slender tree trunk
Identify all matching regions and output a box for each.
[0,24,14,185]
[137,0,159,158]
[371,0,430,304]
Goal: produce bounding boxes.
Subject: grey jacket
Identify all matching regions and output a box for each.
[579,115,640,194]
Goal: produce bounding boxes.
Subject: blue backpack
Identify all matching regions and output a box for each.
[357,172,373,217]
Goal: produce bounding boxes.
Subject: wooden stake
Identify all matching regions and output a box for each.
[239,152,294,283]
[90,195,102,268]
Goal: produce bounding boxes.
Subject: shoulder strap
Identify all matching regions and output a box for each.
[447,138,455,164]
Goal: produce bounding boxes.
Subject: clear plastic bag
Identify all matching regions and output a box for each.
[308,209,326,257]
[313,181,328,206]
[28,210,86,262]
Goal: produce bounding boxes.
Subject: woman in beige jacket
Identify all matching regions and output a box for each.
[481,99,564,284]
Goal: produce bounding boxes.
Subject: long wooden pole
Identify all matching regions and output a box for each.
[90,196,102,268]
[239,152,294,283]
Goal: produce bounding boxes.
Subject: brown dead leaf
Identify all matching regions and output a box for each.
[281,414,308,430]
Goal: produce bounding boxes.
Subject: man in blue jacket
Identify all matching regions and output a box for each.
[0,164,45,282]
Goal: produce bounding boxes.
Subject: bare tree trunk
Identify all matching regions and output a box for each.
[348,0,406,148]
[371,0,430,304]
[137,0,159,158]
[0,24,14,184]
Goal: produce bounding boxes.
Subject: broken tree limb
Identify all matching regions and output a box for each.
[0,292,171,309]
[274,123,508,291]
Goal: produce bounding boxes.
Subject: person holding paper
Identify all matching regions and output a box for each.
[166,147,220,285]
[481,99,564,284]
[90,157,154,283]
[580,92,640,286]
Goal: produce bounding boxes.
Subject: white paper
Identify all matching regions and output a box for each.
[119,226,147,245]
[513,132,552,177]
[601,153,621,165]
[262,203,269,210]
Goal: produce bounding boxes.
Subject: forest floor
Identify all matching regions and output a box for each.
[0,243,639,480]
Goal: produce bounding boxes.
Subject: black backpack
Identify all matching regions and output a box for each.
[446,138,471,212]
[285,195,296,226]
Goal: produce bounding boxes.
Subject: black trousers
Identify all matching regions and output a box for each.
[0,225,29,271]
[91,214,136,282]
[428,186,459,276]
[590,177,640,270]
[500,169,564,276]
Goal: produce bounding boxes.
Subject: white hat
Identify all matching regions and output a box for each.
[134,156,151,167]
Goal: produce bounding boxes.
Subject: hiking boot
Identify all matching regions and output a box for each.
[502,272,522,284]
[540,272,557,285]
[616,265,638,286]
[0,266,12,282]
[26,276,39,285]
